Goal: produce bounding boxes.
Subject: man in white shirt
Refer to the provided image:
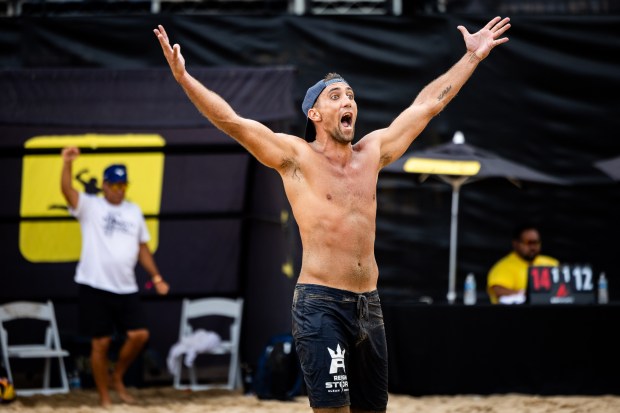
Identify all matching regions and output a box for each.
[61,146,169,407]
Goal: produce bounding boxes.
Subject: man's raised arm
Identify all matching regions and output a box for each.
[61,146,80,209]
[153,25,297,170]
[377,16,511,167]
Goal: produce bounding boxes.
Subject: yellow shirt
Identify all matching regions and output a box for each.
[487,252,559,304]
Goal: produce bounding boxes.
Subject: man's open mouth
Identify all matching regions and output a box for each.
[341,113,352,128]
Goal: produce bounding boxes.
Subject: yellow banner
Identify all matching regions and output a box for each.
[20,134,165,263]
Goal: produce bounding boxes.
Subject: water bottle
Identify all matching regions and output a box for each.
[597,272,608,304]
[69,370,81,390]
[464,273,477,305]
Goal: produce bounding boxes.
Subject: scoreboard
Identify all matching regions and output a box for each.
[528,265,596,304]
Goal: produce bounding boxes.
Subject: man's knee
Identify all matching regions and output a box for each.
[91,336,112,354]
[126,328,150,344]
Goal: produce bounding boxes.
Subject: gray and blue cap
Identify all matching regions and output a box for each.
[301,76,348,141]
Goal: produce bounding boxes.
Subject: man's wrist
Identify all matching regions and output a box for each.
[468,51,482,63]
[152,274,164,284]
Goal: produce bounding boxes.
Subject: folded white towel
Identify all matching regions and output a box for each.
[499,292,526,305]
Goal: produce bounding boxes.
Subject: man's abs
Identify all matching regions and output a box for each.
[297,247,379,293]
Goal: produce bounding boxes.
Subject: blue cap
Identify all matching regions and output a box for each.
[103,164,128,183]
[301,76,348,141]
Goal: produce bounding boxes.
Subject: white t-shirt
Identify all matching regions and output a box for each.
[70,192,150,294]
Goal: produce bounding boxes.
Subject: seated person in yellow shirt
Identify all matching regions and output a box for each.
[487,224,559,304]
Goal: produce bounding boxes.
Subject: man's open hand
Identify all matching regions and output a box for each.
[458,16,511,61]
[154,25,186,82]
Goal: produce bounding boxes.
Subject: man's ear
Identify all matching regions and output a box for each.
[308,108,321,121]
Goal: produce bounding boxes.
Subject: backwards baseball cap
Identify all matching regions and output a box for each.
[301,76,349,141]
[103,164,128,184]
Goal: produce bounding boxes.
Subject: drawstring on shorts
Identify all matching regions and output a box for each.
[357,294,368,320]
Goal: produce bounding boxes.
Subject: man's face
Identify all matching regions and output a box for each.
[102,181,127,205]
[314,82,357,144]
[513,228,542,262]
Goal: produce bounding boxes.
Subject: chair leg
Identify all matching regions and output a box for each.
[227,355,237,390]
[189,365,198,390]
[2,358,14,384]
[43,358,51,389]
[235,364,243,390]
[173,358,182,389]
[58,356,69,393]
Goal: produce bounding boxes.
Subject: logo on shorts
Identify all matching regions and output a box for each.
[325,343,348,392]
[327,344,346,374]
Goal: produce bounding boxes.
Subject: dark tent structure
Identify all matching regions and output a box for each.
[595,155,620,181]
[1,12,619,395]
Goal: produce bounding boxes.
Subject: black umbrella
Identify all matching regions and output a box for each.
[382,131,565,304]
[594,155,620,181]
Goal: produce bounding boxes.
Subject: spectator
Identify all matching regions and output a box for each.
[60,146,170,407]
[487,223,558,304]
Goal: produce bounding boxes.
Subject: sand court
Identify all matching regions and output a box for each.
[3,387,620,413]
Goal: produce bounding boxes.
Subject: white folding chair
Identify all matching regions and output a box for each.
[172,297,243,391]
[0,300,70,396]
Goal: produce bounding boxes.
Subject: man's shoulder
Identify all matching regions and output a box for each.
[355,130,383,148]
[494,252,516,266]
[534,255,559,266]
[121,200,143,211]
[78,192,100,206]
[352,134,383,162]
[488,252,519,274]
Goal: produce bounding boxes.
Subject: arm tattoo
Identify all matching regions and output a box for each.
[469,52,481,63]
[437,85,452,101]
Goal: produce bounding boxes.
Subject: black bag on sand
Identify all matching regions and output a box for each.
[254,333,303,401]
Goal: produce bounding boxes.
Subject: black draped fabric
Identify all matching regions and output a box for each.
[0,67,295,130]
[1,14,620,384]
[383,302,620,395]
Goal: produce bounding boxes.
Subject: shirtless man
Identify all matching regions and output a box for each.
[154,16,510,413]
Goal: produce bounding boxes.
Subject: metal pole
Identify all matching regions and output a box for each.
[447,183,460,304]
[291,0,306,15]
[439,175,469,304]
[392,0,402,15]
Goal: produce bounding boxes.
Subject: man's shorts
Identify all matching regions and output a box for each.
[78,284,148,338]
[291,283,388,411]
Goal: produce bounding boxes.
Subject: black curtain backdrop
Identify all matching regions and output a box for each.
[1,13,619,391]
[0,66,299,378]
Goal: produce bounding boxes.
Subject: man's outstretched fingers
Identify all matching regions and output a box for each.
[494,21,511,37]
[485,16,502,30]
